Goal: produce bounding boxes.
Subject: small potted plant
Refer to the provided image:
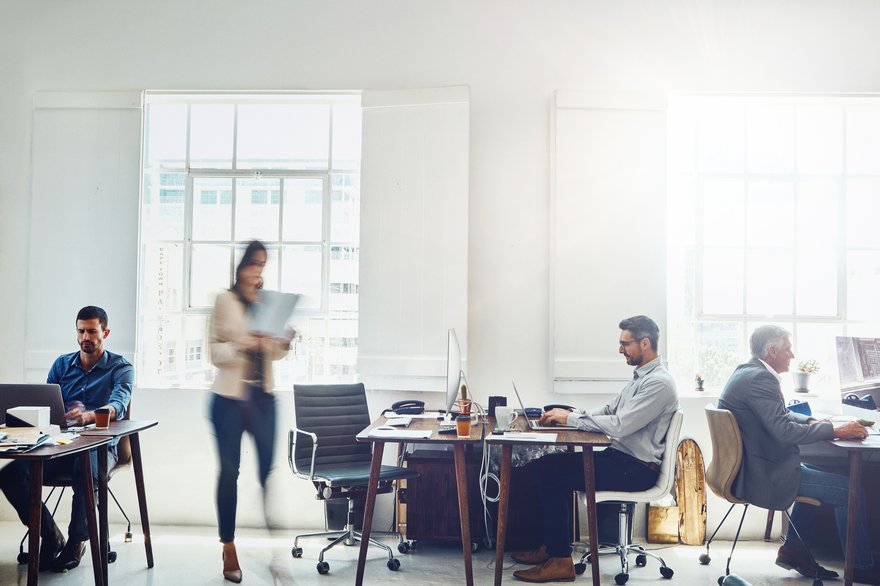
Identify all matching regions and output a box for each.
[694,374,704,392]
[794,359,820,393]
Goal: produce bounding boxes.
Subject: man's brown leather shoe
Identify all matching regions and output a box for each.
[512,545,549,565]
[775,544,838,580]
[52,540,86,573]
[38,526,65,572]
[513,556,576,583]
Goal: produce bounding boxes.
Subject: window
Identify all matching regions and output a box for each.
[138,93,362,389]
[667,95,880,393]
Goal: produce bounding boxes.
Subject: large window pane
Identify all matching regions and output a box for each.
[698,103,745,173]
[747,103,794,174]
[702,248,744,314]
[237,104,330,169]
[796,248,837,316]
[330,173,360,243]
[145,104,187,169]
[848,251,880,321]
[281,245,323,309]
[190,244,231,308]
[141,242,184,314]
[190,104,234,169]
[796,105,843,174]
[329,245,359,313]
[747,181,794,247]
[235,178,280,241]
[797,180,838,250]
[746,248,793,315]
[282,178,323,241]
[795,322,845,390]
[703,180,744,246]
[696,322,744,388]
[846,105,880,174]
[192,178,233,241]
[142,172,184,241]
[846,178,880,248]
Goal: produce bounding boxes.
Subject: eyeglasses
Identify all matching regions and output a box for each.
[619,338,644,348]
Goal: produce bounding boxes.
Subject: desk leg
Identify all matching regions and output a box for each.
[81,452,104,586]
[26,461,43,586]
[130,433,154,568]
[494,444,513,586]
[582,447,600,586]
[355,441,384,586]
[845,451,862,586]
[98,445,109,586]
[453,444,474,586]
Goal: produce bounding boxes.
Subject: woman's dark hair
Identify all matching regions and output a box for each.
[233,240,267,290]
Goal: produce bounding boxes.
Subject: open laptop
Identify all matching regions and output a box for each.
[511,381,577,430]
[0,384,67,428]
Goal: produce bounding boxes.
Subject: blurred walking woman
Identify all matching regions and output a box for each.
[208,240,294,583]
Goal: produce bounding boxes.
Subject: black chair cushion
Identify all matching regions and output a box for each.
[312,463,420,487]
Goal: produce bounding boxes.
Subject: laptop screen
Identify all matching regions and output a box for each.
[0,384,66,428]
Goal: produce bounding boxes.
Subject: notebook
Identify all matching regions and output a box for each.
[511,381,577,431]
[0,384,67,429]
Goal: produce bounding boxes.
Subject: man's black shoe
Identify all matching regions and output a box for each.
[52,540,86,573]
[38,528,65,572]
[775,544,839,580]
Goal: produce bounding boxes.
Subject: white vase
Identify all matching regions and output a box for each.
[793,371,810,392]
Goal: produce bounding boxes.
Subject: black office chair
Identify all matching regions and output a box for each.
[288,383,419,575]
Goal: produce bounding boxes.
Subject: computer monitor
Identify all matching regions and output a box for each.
[445,328,462,415]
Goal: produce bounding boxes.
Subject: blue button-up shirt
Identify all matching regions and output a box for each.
[47,350,133,421]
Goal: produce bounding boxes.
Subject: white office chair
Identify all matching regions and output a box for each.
[575,410,684,585]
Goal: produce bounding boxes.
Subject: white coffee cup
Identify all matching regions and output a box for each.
[494,406,518,430]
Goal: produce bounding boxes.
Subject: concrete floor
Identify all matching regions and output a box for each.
[0,521,845,585]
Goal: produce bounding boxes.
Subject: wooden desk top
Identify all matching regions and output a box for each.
[357,414,485,444]
[81,420,158,437]
[0,434,113,461]
[485,417,611,447]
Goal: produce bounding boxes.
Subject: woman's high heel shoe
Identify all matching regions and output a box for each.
[222,542,243,583]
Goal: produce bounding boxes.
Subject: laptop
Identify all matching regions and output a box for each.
[511,381,577,431]
[0,384,67,428]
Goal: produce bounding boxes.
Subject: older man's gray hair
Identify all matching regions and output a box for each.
[749,325,792,359]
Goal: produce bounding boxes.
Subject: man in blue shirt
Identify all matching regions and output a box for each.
[0,306,133,572]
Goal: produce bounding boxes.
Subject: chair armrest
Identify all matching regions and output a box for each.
[288,427,318,481]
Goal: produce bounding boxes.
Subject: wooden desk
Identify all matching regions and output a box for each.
[82,420,158,586]
[0,433,113,586]
[830,436,880,586]
[355,415,485,586]
[486,421,611,586]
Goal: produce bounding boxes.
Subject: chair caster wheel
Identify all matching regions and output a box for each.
[108,551,117,564]
[124,532,133,543]
[316,561,330,574]
[398,542,410,553]
[387,558,401,571]
[615,572,629,585]
[635,554,647,567]
[812,580,823,586]
[718,577,725,586]
[292,546,303,558]
[17,552,28,565]
[699,553,711,565]
[471,541,479,553]
[574,562,587,575]
[660,566,674,579]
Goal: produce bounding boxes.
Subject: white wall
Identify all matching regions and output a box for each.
[2,0,880,539]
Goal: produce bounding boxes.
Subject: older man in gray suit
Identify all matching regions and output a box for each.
[719,325,880,584]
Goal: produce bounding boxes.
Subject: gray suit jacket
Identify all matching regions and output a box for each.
[717,358,834,510]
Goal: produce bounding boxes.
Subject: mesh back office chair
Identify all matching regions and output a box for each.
[574,410,683,585]
[18,405,136,566]
[288,383,419,575]
[700,405,824,586]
